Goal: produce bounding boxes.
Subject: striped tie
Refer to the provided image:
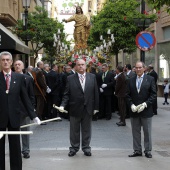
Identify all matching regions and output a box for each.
[80,74,84,83]
[6,74,10,90]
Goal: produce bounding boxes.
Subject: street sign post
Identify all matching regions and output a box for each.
[136,31,156,51]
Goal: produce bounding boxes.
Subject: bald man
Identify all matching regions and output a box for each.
[14,60,36,159]
[60,59,99,157]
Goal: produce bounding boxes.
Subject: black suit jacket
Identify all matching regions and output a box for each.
[148,70,158,84]
[47,70,60,95]
[61,72,99,117]
[20,74,36,118]
[127,70,136,79]
[0,72,36,128]
[99,71,115,95]
[126,74,157,118]
[115,72,126,97]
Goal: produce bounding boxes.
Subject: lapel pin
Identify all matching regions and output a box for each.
[6,90,9,94]
[14,81,16,83]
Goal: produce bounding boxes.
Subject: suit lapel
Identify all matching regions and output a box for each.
[84,73,90,93]
[74,73,84,92]
[132,75,138,93]
[139,74,147,93]
[9,72,17,92]
[0,72,6,90]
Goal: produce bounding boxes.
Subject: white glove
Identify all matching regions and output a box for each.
[93,110,99,115]
[58,106,65,113]
[100,88,104,93]
[0,133,4,139]
[136,104,142,111]
[101,84,107,88]
[33,117,41,125]
[137,102,147,113]
[46,86,51,93]
[131,104,137,112]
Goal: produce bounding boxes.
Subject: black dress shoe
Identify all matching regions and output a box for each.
[23,153,30,159]
[84,152,92,156]
[106,117,111,120]
[128,151,142,157]
[145,152,152,158]
[116,122,126,126]
[68,151,76,157]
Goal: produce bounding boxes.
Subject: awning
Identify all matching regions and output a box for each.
[0,23,30,54]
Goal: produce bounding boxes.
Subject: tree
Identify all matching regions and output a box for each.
[88,0,158,66]
[146,0,170,13]
[14,6,65,64]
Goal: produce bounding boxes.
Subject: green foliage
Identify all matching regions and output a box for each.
[13,6,69,63]
[88,0,158,57]
[146,0,170,13]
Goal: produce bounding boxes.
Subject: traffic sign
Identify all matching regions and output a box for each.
[136,31,156,51]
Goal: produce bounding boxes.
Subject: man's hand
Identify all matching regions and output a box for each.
[33,117,41,125]
[46,86,51,93]
[131,104,137,112]
[100,88,104,93]
[58,106,65,113]
[101,84,107,88]
[93,110,99,115]
[137,102,147,113]
[136,104,142,111]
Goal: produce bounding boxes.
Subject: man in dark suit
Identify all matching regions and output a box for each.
[0,51,40,170]
[14,60,36,159]
[59,59,99,157]
[148,64,158,115]
[98,63,115,120]
[126,61,156,159]
[47,64,61,118]
[124,64,136,118]
[26,65,34,79]
[115,66,127,126]
[125,64,136,79]
[33,61,50,122]
[70,62,76,74]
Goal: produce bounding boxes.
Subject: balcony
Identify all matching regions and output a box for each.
[0,13,17,27]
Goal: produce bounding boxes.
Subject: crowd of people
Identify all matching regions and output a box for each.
[0,50,162,170]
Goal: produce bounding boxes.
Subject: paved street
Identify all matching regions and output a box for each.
[5,97,170,170]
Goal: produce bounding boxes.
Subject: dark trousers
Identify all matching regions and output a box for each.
[164,93,169,103]
[152,97,157,114]
[99,94,112,119]
[36,95,45,120]
[118,97,126,123]
[0,123,22,170]
[43,93,49,119]
[48,94,60,118]
[69,108,92,153]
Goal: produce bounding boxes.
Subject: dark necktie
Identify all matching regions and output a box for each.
[102,72,105,82]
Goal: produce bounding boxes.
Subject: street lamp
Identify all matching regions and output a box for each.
[22,0,31,68]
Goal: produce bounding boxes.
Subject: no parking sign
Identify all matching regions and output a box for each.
[136,31,156,51]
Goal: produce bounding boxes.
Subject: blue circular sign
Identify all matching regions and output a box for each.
[136,31,156,51]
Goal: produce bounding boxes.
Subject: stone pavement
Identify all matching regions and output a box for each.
[5,97,170,170]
